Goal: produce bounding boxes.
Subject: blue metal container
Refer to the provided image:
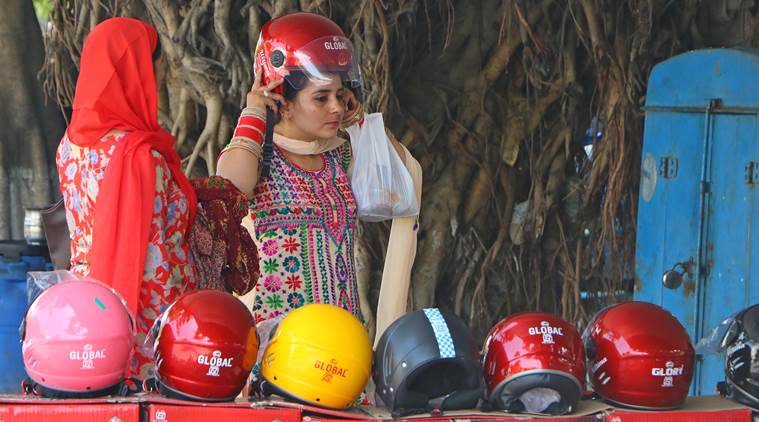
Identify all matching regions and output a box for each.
[0,241,51,393]
[635,48,759,395]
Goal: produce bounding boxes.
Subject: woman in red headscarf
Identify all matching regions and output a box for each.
[55,17,199,380]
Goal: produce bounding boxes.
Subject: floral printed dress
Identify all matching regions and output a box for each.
[56,132,199,379]
[245,143,362,323]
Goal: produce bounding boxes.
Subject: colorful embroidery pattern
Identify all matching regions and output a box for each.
[56,133,198,380]
[247,143,362,323]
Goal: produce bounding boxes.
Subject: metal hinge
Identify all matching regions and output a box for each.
[659,156,679,179]
[746,161,759,184]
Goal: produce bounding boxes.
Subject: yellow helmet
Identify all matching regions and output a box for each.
[260,304,372,409]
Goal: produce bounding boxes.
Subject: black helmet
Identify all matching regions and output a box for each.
[373,308,484,417]
[718,303,759,406]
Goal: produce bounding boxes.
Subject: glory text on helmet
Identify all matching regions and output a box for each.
[483,312,585,415]
[583,301,695,409]
[152,290,258,401]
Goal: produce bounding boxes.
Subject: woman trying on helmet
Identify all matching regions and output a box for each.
[217,13,421,335]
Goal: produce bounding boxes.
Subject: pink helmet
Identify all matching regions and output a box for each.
[21,278,134,397]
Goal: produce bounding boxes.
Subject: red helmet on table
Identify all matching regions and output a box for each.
[483,312,585,415]
[151,290,258,401]
[583,301,695,409]
[254,12,362,94]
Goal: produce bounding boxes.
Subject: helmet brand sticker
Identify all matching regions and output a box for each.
[257,48,271,79]
[423,308,456,358]
[69,344,106,370]
[529,321,564,344]
[592,357,612,385]
[198,350,234,377]
[315,358,348,384]
[324,37,348,51]
[651,361,684,388]
[591,357,608,373]
[728,355,744,371]
[271,50,285,67]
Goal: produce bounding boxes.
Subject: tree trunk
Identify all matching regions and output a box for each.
[38,0,759,336]
[0,0,65,240]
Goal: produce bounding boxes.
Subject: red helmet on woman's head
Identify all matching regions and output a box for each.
[583,301,695,410]
[152,290,258,402]
[254,12,361,94]
[483,312,585,415]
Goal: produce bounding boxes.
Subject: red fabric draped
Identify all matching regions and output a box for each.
[66,17,197,314]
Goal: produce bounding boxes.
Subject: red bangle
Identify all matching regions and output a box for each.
[232,113,266,145]
[233,127,264,145]
[238,115,265,133]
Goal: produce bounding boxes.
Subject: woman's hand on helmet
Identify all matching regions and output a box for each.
[247,68,286,111]
[342,88,359,113]
[340,88,364,128]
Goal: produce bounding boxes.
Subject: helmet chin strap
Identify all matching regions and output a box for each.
[261,106,276,178]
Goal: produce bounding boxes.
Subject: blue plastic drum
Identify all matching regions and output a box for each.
[0,241,51,393]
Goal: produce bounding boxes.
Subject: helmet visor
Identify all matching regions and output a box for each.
[695,312,740,355]
[288,36,362,89]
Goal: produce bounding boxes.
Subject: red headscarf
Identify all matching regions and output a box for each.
[67,17,197,314]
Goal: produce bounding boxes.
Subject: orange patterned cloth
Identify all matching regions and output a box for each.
[56,131,199,380]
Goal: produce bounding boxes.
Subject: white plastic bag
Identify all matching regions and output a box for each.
[254,314,286,368]
[520,387,563,415]
[347,113,419,222]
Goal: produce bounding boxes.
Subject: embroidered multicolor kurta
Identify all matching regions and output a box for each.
[246,143,361,323]
[56,132,198,380]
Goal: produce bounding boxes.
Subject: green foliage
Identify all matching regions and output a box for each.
[33,0,52,22]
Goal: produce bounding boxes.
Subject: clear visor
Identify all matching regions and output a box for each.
[287,35,362,90]
[695,312,741,355]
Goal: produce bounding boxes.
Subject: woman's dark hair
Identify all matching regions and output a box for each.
[282,71,308,102]
[152,37,162,63]
[274,71,309,124]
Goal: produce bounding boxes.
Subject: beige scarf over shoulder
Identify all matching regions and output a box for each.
[373,143,422,346]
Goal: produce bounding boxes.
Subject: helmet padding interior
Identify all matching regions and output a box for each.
[741,305,759,340]
[407,360,471,399]
[493,372,581,415]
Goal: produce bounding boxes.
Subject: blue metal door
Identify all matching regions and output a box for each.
[635,49,759,395]
[635,110,704,335]
[699,113,759,394]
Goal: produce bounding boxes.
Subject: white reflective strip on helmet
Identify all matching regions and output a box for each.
[423,308,456,358]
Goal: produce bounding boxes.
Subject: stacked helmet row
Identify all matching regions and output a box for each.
[19,279,368,404]
[22,279,758,416]
[20,280,259,399]
[376,302,694,417]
